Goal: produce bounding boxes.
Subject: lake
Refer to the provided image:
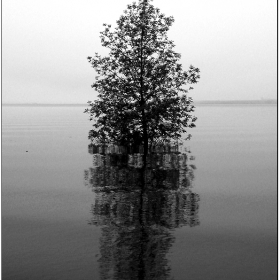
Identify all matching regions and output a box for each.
[2,104,277,280]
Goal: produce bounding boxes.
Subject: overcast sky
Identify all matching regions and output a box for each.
[3,0,276,104]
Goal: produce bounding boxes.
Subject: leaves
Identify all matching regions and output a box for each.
[85,0,200,145]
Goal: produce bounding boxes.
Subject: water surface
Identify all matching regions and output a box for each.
[2,104,277,280]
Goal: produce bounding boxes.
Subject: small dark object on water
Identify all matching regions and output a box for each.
[26,151,28,152]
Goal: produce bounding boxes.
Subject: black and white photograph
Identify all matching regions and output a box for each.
[2,0,277,279]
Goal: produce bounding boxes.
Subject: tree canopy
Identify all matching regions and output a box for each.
[85,0,200,155]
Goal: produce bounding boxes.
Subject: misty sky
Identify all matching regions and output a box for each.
[3,0,276,104]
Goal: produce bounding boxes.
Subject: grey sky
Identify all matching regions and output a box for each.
[3,0,276,104]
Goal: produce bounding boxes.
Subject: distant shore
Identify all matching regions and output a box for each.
[194,99,277,105]
[194,100,277,105]
[2,100,277,106]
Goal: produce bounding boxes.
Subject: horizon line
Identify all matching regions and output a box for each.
[2,99,277,106]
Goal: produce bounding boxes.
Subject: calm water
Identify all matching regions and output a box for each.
[2,104,277,280]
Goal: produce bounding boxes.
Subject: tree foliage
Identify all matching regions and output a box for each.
[85,0,200,151]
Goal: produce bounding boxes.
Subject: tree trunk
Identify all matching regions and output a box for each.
[142,112,148,168]
[140,0,148,168]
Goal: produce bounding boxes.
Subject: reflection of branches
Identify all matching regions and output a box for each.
[97,218,174,280]
[85,143,196,191]
[84,144,200,280]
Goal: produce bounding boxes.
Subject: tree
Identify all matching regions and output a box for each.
[85,0,200,159]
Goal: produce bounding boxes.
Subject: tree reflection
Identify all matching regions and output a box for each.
[84,143,200,280]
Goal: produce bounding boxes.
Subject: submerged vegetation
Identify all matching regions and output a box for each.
[85,0,200,159]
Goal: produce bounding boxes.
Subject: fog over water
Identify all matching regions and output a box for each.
[2,104,276,280]
[3,0,276,103]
